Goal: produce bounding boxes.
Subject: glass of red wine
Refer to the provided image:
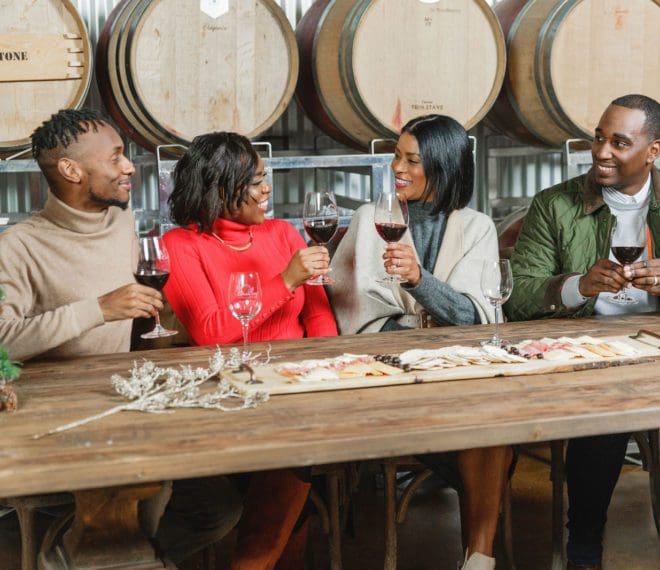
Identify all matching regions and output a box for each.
[374,190,409,284]
[303,190,339,285]
[134,236,178,339]
[610,215,647,304]
[228,272,263,362]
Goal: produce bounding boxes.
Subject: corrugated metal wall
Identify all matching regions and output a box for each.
[0,0,570,231]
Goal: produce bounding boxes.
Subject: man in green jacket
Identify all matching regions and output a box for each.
[506,94,660,570]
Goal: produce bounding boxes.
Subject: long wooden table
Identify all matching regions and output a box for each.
[2,313,660,568]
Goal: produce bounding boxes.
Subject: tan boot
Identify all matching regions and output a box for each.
[460,551,496,570]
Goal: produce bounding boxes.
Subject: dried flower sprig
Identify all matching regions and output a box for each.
[33,347,271,439]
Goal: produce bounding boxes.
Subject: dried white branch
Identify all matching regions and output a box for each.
[33,347,271,439]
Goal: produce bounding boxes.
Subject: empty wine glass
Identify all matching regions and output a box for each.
[134,236,178,339]
[303,190,339,285]
[228,272,263,361]
[480,259,513,347]
[374,191,409,284]
[610,215,646,304]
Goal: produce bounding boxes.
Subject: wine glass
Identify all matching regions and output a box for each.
[610,215,646,304]
[374,191,409,284]
[228,272,263,361]
[480,259,513,347]
[302,190,339,285]
[134,237,178,339]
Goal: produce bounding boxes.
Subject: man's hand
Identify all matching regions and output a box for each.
[98,283,164,322]
[578,259,628,297]
[623,259,660,295]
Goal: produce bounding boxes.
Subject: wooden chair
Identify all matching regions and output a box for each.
[381,457,516,570]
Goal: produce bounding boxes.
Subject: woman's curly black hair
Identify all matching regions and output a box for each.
[168,132,259,233]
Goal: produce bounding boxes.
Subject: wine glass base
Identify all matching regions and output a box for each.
[141,326,178,340]
[481,338,505,348]
[376,276,407,286]
[609,294,638,305]
[306,275,335,285]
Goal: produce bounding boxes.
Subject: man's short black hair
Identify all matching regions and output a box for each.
[610,94,660,140]
[31,108,109,160]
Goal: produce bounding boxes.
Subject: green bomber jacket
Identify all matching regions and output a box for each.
[505,166,660,322]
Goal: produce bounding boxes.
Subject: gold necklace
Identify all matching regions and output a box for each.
[211,230,254,252]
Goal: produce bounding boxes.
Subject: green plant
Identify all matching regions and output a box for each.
[0,286,21,383]
[0,346,21,384]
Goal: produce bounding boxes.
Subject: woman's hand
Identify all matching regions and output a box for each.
[623,259,660,295]
[383,243,421,286]
[281,246,331,290]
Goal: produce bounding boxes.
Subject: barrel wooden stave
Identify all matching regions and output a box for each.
[296,0,505,151]
[97,0,298,151]
[0,0,92,155]
[487,0,660,148]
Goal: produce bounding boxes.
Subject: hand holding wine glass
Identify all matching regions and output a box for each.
[228,272,262,362]
[134,237,177,339]
[374,191,409,284]
[303,190,338,285]
[481,259,513,347]
[609,215,647,304]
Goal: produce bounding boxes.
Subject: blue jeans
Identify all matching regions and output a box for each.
[565,432,631,565]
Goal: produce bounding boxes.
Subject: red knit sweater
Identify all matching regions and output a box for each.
[163,218,337,346]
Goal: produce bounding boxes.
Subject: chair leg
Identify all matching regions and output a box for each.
[395,469,433,524]
[326,470,343,570]
[646,430,660,536]
[497,482,516,570]
[382,461,397,570]
[550,441,566,570]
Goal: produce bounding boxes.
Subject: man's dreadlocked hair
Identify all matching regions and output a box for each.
[31,108,109,160]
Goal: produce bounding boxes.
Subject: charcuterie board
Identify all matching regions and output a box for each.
[223,333,660,395]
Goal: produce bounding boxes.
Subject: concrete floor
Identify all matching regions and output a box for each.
[1,447,659,569]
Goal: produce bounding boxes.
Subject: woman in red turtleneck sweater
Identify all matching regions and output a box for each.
[163,132,337,569]
[163,134,336,346]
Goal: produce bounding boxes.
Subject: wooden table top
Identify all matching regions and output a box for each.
[1,313,659,498]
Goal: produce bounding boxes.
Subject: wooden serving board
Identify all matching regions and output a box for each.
[224,334,660,395]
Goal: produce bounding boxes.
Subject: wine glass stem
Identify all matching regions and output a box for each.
[241,319,250,357]
[493,303,501,343]
[154,311,162,330]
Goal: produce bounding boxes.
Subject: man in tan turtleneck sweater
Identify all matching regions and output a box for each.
[0,109,242,565]
[0,108,163,361]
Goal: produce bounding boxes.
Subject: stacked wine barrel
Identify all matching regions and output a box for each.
[486,0,660,147]
[0,0,92,157]
[96,0,299,152]
[296,0,507,150]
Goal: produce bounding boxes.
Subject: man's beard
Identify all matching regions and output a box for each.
[89,188,129,210]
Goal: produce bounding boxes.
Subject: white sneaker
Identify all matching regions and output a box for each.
[460,551,496,570]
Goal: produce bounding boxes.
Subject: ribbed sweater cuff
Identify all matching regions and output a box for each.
[71,298,105,334]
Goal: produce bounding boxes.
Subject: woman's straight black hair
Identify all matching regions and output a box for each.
[400,114,473,215]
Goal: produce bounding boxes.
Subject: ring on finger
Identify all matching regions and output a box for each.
[654,274,658,287]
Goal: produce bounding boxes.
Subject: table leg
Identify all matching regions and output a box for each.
[382,460,397,570]
[39,483,174,570]
[550,441,566,570]
[326,470,343,570]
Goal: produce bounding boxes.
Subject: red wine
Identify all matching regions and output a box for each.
[304,219,338,244]
[375,222,407,243]
[134,271,170,290]
[611,246,644,265]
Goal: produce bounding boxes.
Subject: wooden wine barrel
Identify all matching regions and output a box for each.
[296,0,506,150]
[97,0,299,151]
[486,0,660,148]
[0,0,92,156]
